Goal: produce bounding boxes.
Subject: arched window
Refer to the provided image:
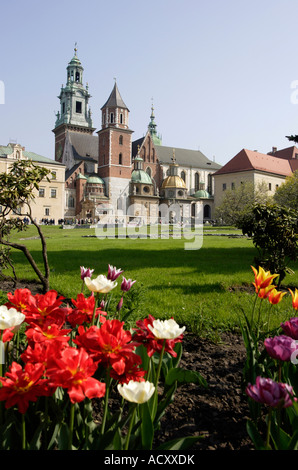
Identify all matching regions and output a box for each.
[119,153,122,165]
[119,135,123,145]
[68,195,75,208]
[207,173,212,194]
[195,172,200,191]
[181,171,186,182]
[120,113,123,124]
[146,167,151,177]
[204,204,211,219]
[110,112,114,123]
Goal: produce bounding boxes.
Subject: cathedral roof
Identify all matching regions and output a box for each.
[131,169,153,184]
[67,132,98,161]
[132,139,221,171]
[101,82,128,110]
[192,189,211,199]
[161,174,187,189]
[156,145,221,170]
[87,175,105,184]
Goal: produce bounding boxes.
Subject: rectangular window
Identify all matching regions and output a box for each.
[222,183,226,191]
[51,171,57,180]
[39,188,45,197]
[76,101,82,113]
[231,182,235,190]
[51,189,57,198]
[45,208,50,216]
[268,183,272,191]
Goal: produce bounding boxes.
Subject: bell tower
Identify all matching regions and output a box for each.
[53,45,95,162]
[97,81,133,207]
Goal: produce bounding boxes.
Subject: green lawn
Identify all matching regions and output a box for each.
[1,224,297,338]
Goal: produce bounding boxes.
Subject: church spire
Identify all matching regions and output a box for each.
[54,46,93,130]
[148,101,162,145]
[100,81,130,129]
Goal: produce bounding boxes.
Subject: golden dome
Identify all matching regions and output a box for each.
[162,175,187,189]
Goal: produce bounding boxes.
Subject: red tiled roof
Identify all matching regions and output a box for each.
[272,146,298,160]
[290,159,298,172]
[213,148,293,177]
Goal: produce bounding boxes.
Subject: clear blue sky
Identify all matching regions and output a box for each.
[1,0,298,165]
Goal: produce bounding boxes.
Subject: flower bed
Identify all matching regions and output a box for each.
[0,264,297,450]
[0,265,206,450]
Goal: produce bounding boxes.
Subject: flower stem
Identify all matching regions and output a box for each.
[152,340,166,419]
[101,373,111,435]
[22,413,27,450]
[250,292,259,329]
[266,408,272,449]
[68,402,75,450]
[155,340,166,389]
[91,293,99,326]
[124,405,137,450]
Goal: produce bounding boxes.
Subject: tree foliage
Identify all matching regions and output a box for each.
[0,159,51,292]
[239,202,298,285]
[215,181,271,227]
[273,170,298,211]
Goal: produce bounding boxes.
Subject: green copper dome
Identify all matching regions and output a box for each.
[87,176,105,184]
[131,170,152,184]
[193,190,210,199]
[76,173,87,180]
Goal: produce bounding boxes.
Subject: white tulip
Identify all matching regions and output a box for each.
[0,305,26,330]
[148,318,186,339]
[84,274,117,294]
[117,380,155,404]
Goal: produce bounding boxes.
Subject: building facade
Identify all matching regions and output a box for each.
[53,48,222,225]
[0,143,65,223]
[213,147,298,208]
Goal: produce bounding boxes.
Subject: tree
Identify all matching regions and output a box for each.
[0,159,51,292]
[286,135,298,144]
[239,203,298,285]
[273,170,298,211]
[215,181,271,227]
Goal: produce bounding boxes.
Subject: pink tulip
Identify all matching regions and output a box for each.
[121,276,136,293]
[80,266,94,280]
[281,317,298,340]
[246,376,295,408]
[107,264,123,281]
[117,297,123,312]
[264,335,298,362]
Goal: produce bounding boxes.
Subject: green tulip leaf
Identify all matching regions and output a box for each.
[156,435,203,450]
[165,367,207,388]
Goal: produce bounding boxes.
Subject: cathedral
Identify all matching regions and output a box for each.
[53,47,221,226]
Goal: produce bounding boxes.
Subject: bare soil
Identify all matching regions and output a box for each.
[154,331,253,450]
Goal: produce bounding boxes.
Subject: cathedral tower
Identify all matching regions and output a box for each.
[53,46,95,162]
[97,81,133,209]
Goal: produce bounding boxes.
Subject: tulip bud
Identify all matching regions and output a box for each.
[121,276,136,293]
[80,266,94,280]
[107,264,123,281]
[117,297,123,312]
[117,380,155,404]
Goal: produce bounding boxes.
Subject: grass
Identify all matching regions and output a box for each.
[1,224,297,338]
